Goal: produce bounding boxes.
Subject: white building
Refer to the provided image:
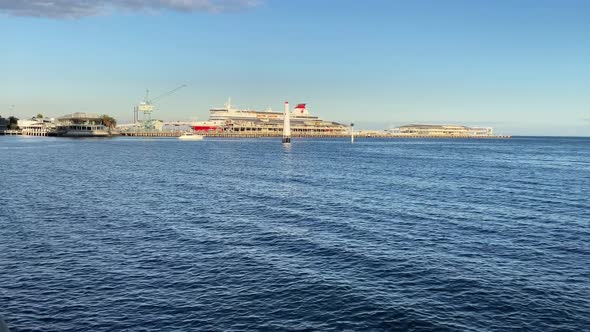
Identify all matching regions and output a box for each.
[17,117,57,136]
[56,113,111,137]
[391,124,493,137]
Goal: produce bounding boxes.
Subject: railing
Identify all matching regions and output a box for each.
[119,130,185,137]
[1,130,22,135]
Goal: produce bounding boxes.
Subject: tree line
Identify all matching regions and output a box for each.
[0,115,19,129]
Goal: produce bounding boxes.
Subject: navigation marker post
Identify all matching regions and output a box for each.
[282,101,291,144]
[351,123,355,144]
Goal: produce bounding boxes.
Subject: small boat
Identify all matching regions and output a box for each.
[178,132,204,141]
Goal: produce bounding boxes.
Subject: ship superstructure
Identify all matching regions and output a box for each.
[191,99,348,135]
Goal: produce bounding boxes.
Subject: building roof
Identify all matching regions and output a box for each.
[400,124,470,129]
[398,124,493,130]
[58,112,102,120]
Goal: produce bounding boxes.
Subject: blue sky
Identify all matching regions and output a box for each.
[1,0,589,135]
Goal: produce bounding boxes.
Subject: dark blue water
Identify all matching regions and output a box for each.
[1,136,589,331]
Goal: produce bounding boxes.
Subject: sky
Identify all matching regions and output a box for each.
[0,0,589,136]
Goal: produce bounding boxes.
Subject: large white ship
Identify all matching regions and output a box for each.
[191,99,348,135]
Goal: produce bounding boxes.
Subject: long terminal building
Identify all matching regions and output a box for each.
[390,124,494,137]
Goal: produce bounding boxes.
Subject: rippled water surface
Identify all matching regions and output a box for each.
[1,136,589,331]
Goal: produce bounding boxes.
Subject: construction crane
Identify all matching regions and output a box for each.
[134,84,187,130]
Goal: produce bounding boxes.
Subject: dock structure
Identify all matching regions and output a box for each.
[20,128,55,136]
[200,132,511,139]
[1,130,22,136]
[355,133,512,139]
[116,129,511,139]
[119,130,185,137]
[1,128,511,139]
[203,132,351,138]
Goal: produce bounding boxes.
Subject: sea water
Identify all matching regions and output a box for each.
[1,137,589,331]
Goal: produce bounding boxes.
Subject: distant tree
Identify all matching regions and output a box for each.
[36,113,43,119]
[100,115,117,129]
[8,116,19,130]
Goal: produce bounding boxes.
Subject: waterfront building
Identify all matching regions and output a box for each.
[17,117,57,136]
[56,113,111,137]
[191,99,348,136]
[391,124,493,137]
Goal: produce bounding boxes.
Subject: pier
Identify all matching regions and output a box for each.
[1,130,22,136]
[21,128,55,136]
[119,130,185,137]
[2,129,511,139]
[200,132,511,139]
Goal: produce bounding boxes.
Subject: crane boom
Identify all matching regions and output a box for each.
[150,84,187,103]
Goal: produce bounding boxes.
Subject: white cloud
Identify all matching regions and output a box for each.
[0,0,261,18]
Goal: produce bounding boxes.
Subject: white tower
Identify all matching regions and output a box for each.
[282,101,291,144]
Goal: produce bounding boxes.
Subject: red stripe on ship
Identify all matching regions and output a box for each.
[192,126,219,131]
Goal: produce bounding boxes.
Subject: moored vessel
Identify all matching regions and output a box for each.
[191,99,348,136]
[178,132,204,140]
